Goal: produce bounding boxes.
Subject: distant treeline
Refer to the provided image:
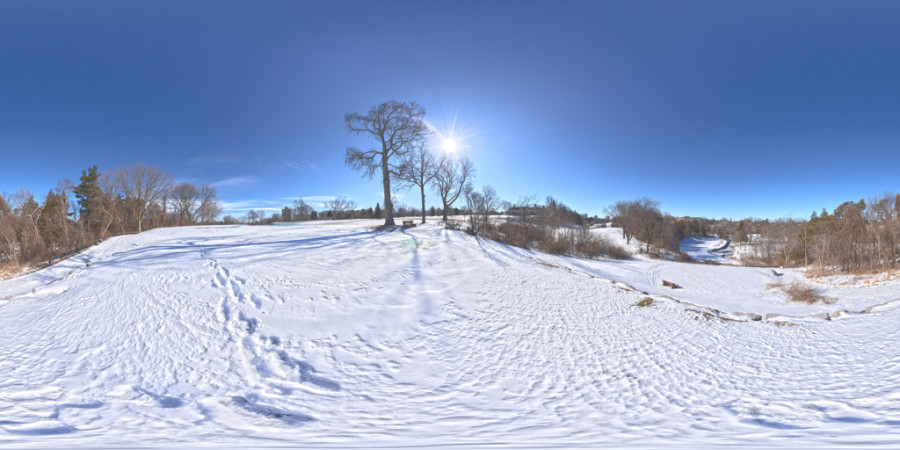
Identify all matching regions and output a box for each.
[608,193,900,274]
[0,163,223,268]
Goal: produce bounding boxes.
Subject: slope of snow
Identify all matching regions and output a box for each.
[680,235,736,264]
[1,220,899,447]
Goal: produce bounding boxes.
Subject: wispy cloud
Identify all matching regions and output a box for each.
[188,151,318,172]
[187,154,243,166]
[265,159,320,172]
[213,176,260,190]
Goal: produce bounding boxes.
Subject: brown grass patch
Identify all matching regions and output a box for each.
[635,297,654,307]
[767,280,835,305]
[0,264,29,281]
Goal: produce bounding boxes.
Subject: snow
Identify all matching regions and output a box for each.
[1,220,899,447]
[680,235,736,264]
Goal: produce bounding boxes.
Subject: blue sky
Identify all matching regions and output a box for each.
[2,0,899,220]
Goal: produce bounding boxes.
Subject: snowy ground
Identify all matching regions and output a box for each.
[679,235,736,264]
[1,220,899,447]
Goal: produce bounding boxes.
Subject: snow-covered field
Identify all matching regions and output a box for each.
[1,220,899,447]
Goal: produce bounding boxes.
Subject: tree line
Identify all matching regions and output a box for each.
[0,163,222,268]
[604,193,900,273]
[729,193,900,273]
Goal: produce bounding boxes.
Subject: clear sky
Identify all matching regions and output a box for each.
[2,0,899,220]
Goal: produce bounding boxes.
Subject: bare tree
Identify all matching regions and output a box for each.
[293,197,313,221]
[432,155,474,222]
[604,200,636,243]
[631,198,663,254]
[113,163,172,232]
[465,185,499,235]
[345,100,429,227]
[197,184,222,224]
[397,141,438,224]
[171,182,199,226]
[323,196,356,220]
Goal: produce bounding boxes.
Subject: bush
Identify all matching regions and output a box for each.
[606,243,632,260]
[674,251,693,263]
[575,231,607,259]
[538,233,571,255]
[767,280,835,305]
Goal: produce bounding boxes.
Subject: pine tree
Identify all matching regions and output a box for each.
[374,203,382,219]
[74,165,101,223]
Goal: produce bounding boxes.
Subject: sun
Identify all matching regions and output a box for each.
[442,138,458,153]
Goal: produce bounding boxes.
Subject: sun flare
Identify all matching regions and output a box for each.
[442,138,458,153]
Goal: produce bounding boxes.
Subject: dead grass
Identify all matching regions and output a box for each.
[766,280,835,305]
[0,264,28,281]
[635,297,654,307]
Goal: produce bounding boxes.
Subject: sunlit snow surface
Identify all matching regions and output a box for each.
[1,220,899,447]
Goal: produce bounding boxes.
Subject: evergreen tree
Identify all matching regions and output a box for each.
[310,210,318,220]
[374,203,382,219]
[38,190,64,247]
[74,165,101,224]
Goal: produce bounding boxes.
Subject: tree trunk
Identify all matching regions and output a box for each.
[420,185,426,224]
[442,201,449,222]
[382,157,394,226]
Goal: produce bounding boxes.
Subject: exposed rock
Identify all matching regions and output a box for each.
[733,312,762,321]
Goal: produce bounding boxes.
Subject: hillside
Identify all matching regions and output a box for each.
[1,220,899,447]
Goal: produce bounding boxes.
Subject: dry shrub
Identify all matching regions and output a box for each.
[0,264,28,280]
[575,233,606,258]
[674,251,693,263]
[767,280,835,305]
[607,244,632,260]
[635,297,654,307]
[493,221,531,248]
[539,233,571,255]
[484,220,632,260]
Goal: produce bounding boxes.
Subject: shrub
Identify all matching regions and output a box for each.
[767,280,834,305]
[674,251,693,263]
[575,232,607,259]
[606,244,632,260]
[539,233,570,255]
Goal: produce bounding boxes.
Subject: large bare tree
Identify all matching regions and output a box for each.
[432,155,474,223]
[323,196,357,220]
[171,182,199,226]
[345,100,429,226]
[397,141,438,224]
[197,184,222,224]
[114,163,172,232]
